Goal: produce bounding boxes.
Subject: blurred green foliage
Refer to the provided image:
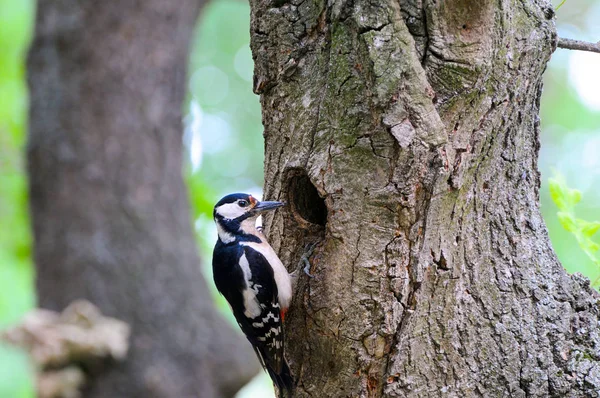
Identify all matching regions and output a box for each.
[540,0,600,283]
[185,0,263,254]
[0,0,36,396]
[183,2,275,395]
[0,0,35,328]
[184,0,263,281]
[549,174,600,286]
[0,344,35,398]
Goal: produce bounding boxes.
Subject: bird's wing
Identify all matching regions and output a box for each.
[213,243,285,373]
[238,245,285,373]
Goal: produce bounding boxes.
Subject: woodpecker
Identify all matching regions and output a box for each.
[212,193,293,396]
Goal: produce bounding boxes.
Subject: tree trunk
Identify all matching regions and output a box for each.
[251,0,600,397]
[27,2,258,397]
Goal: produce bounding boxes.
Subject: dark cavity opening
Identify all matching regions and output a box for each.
[288,174,327,226]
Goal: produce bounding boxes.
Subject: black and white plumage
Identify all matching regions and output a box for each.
[212,193,293,396]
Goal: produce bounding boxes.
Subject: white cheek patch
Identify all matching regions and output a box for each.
[216,202,246,220]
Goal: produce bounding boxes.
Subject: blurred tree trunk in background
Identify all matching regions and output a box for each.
[27,2,258,397]
[253,0,600,397]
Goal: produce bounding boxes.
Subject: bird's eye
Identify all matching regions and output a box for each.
[238,200,248,207]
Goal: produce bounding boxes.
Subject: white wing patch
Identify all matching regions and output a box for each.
[240,240,292,310]
[239,253,262,318]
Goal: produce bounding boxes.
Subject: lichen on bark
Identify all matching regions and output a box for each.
[251,0,600,396]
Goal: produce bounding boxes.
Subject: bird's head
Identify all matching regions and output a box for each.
[213,193,285,243]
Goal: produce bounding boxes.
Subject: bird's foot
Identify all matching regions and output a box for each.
[290,242,318,286]
[299,242,317,278]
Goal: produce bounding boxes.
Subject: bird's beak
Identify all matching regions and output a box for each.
[252,200,285,214]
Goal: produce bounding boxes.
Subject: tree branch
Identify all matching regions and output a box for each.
[1,301,130,398]
[557,37,600,54]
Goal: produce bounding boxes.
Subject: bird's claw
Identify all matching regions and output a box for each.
[302,258,315,278]
[299,242,318,278]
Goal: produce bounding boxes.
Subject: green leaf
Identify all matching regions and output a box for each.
[557,212,576,232]
[568,188,582,206]
[581,222,600,238]
[579,238,599,254]
[549,178,567,211]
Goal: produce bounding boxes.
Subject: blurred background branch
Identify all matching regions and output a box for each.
[558,37,600,53]
[1,301,129,398]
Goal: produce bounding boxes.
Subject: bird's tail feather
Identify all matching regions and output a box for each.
[267,359,294,398]
[251,343,294,397]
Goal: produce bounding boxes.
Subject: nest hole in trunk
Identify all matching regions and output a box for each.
[288,173,327,227]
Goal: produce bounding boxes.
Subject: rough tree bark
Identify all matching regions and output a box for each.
[251,0,600,397]
[27,2,258,397]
